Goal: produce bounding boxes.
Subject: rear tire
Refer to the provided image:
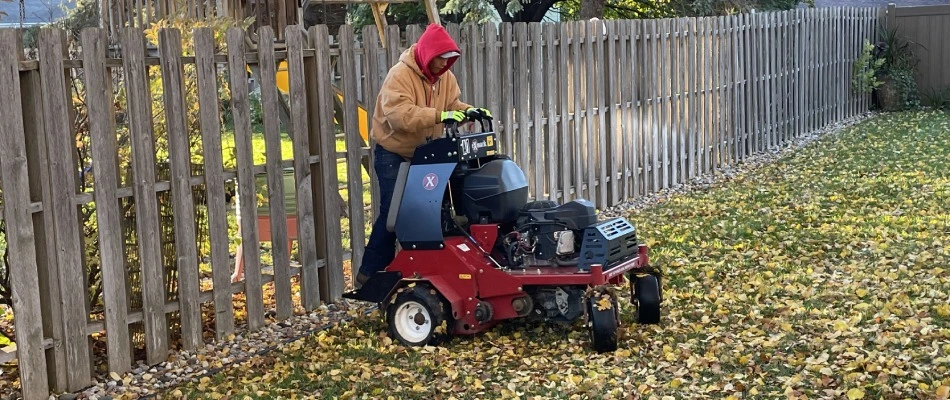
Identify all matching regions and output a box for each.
[386,283,452,346]
[585,290,619,353]
[632,274,661,324]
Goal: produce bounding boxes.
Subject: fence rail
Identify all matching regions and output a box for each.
[0,8,878,399]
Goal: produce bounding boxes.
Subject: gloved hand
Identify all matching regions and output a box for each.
[465,107,493,120]
[440,110,466,123]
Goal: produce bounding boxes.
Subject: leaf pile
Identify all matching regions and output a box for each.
[174,111,950,399]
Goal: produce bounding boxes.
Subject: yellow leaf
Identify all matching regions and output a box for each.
[847,388,865,400]
[596,296,612,311]
[749,387,759,395]
[936,385,950,400]
[670,378,682,388]
[473,379,485,390]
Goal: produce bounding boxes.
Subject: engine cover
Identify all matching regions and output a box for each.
[461,159,529,224]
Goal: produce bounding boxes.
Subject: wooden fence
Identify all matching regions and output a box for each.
[99,0,299,39]
[885,3,950,93]
[0,7,878,399]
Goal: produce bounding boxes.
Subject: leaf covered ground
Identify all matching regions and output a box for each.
[173,111,950,399]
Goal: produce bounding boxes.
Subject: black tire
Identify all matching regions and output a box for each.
[586,292,619,353]
[632,274,661,324]
[386,283,452,347]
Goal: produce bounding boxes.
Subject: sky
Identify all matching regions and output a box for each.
[0,0,71,25]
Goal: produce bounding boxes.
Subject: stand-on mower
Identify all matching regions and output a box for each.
[344,114,662,352]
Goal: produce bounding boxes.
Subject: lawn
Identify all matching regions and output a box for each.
[170,110,950,399]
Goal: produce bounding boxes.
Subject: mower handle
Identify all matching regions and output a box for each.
[442,115,494,139]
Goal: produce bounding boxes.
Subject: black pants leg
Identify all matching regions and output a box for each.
[358,145,404,276]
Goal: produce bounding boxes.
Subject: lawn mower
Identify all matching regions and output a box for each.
[343,114,662,352]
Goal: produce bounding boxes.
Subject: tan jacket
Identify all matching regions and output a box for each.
[371,45,471,158]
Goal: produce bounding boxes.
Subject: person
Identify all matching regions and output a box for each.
[356,23,491,287]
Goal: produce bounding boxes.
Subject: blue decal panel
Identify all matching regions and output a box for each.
[394,162,457,249]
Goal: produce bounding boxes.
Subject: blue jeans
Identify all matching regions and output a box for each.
[358,145,405,276]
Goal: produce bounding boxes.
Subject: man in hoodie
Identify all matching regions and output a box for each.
[356,23,491,287]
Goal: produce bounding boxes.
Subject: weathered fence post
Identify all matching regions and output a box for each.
[36,27,80,392]
[0,28,52,400]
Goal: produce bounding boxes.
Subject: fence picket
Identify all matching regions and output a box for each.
[584,22,598,202]
[514,23,531,197]
[82,27,133,378]
[675,18,688,183]
[530,23,544,200]
[658,20,670,190]
[593,20,609,208]
[361,25,382,222]
[647,19,660,192]
[158,28,204,350]
[631,20,643,197]
[484,23,502,150]
[544,22,559,202]
[699,17,710,175]
[0,28,52,399]
[467,23,484,108]
[286,25,322,310]
[618,21,632,199]
[340,25,366,284]
[572,22,585,199]
[119,27,167,367]
[558,22,572,202]
[225,27,265,331]
[604,20,620,204]
[256,27,294,320]
[309,25,345,302]
[33,28,74,391]
[501,23,514,156]
[194,28,235,340]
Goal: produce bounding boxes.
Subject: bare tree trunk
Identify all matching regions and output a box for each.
[580,0,606,19]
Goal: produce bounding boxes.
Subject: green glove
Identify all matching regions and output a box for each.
[440,110,466,123]
[465,107,493,120]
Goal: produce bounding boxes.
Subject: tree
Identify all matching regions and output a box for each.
[579,0,605,19]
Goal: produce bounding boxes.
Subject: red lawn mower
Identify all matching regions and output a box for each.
[344,115,662,352]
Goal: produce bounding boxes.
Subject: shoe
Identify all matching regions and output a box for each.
[355,272,370,289]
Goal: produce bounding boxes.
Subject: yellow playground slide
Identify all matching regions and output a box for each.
[273,61,371,143]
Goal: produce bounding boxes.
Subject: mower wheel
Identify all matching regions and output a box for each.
[632,274,661,324]
[585,291,619,353]
[386,283,452,347]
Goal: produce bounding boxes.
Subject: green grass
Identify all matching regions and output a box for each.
[146,110,950,398]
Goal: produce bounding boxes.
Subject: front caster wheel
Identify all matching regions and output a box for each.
[386,283,452,346]
[585,288,619,353]
[631,273,661,324]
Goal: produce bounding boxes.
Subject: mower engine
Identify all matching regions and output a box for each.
[504,200,598,268]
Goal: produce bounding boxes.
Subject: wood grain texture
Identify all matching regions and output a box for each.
[309,25,345,302]
[285,25,321,310]
[257,26,294,321]
[120,27,166,368]
[226,27,265,331]
[0,28,53,399]
[339,25,367,285]
[158,28,203,351]
[84,27,136,379]
[193,28,235,338]
[35,28,74,390]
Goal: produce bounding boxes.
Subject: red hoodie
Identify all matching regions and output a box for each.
[413,24,461,83]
